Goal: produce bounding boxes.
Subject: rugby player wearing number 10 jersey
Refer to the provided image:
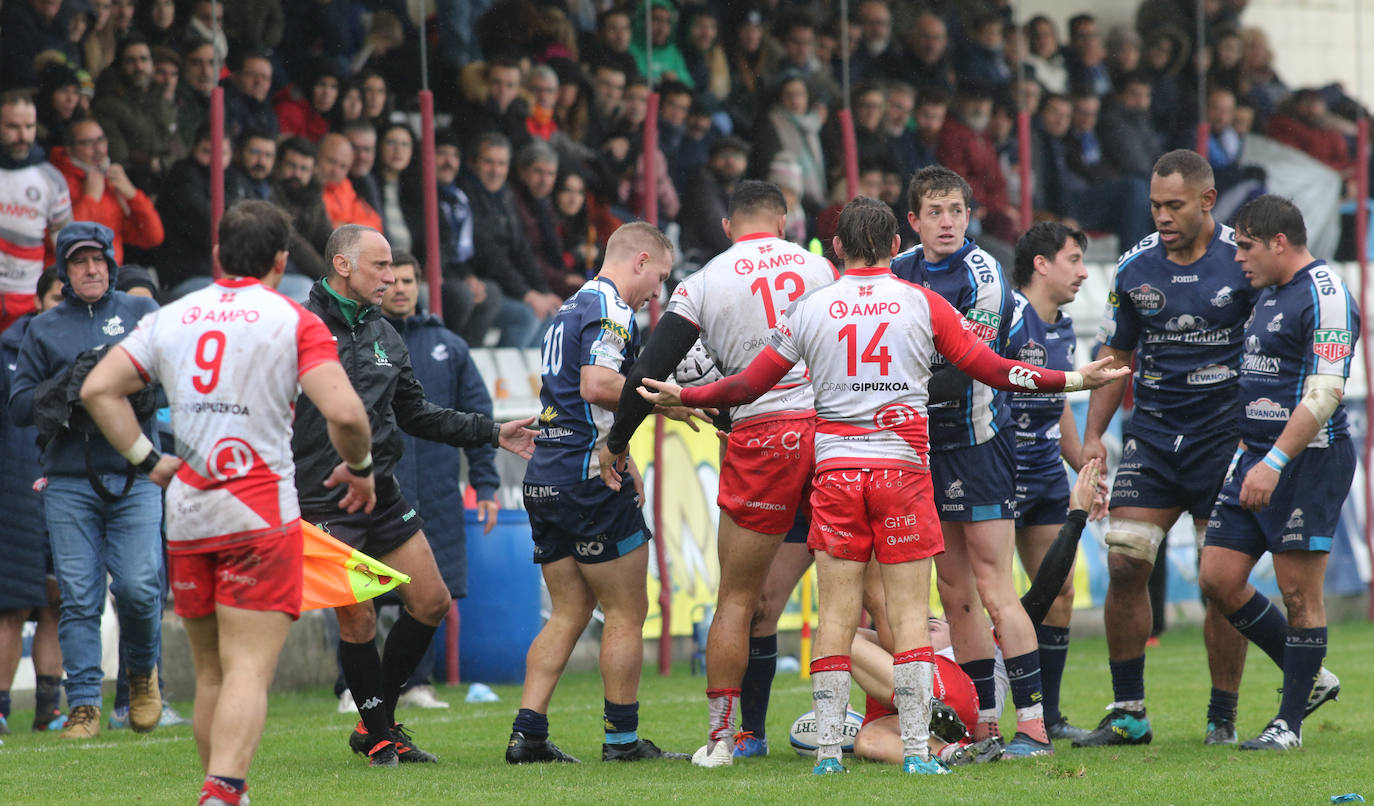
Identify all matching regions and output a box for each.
[640,197,1129,775]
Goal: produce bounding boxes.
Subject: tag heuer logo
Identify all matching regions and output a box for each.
[1313,329,1352,363]
[965,309,1001,343]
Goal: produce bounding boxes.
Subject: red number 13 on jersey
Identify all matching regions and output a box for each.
[750,271,805,329]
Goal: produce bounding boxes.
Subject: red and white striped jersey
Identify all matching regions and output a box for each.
[768,266,987,473]
[667,233,837,424]
[118,277,339,552]
[0,161,71,294]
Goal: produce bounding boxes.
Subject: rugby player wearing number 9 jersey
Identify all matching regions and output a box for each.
[640,197,1128,775]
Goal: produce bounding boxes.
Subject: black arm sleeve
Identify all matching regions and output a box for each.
[393,358,497,448]
[1019,509,1088,626]
[927,364,971,406]
[605,311,701,454]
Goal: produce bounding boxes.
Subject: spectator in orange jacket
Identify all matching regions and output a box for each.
[47,118,164,264]
[318,132,382,231]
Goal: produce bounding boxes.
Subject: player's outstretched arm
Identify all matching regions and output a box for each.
[1081,344,1133,469]
[497,416,537,459]
[302,361,376,513]
[640,346,794,410]
[1020,458,1105,623]
[82,347,184,487]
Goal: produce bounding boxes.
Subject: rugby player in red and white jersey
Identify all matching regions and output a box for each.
[640,197,1127,775]
[598,181,838,767]
[81,201,376,806]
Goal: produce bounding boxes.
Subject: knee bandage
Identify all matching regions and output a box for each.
[1104,518,1167,562]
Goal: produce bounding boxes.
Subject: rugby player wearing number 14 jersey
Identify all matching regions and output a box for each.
[640,198,1129,776]
[599,181,838,768]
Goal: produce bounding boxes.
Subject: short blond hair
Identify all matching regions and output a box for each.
[605,221,673,264]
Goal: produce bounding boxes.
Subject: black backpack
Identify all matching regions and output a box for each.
[32,344,159,501]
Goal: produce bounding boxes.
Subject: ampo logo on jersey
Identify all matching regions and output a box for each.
[829,300,900,318]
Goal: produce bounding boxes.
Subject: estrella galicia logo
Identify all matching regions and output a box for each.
[1127,283,1165,316]
[1017,339,1047,367]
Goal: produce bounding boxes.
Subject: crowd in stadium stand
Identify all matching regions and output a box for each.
[0,0,1369,735]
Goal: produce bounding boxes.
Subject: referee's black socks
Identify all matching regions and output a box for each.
[382,611,439,725]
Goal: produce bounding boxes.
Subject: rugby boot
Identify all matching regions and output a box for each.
[812,758,847,774]
[903,755,950,774]
[1071,707,1152,748]
[1204,719,1237,745]
[1046,717,1090,742]
[1003,732,1055,758]
[732,731,769,758]
[1239,718,1301,751]
[602,737,691,761]
[506,731,580,764]
[366,739,400,767]
[941,737,1004,766]
[1305,667,1340,717]
[692,739,734,768]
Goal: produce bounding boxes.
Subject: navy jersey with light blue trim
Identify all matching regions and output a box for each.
[1098,225,1257,436]
[893,238,1014,450]
[1239,260,1359,451]
[1006,292,1076,473]
[526,278,641,482]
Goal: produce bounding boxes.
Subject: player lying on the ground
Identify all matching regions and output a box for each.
[853,458,1106,766]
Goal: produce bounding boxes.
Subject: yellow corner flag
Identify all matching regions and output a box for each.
[301,521,410,611]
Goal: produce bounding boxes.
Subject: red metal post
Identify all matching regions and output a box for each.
[209,86,224,278]
[1016,109,1031,232]
[837,108,860,200]
[1195,122,1210,159]
[419,90,442,318]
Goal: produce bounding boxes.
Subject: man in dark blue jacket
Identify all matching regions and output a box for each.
[8,222,164,739]
[381,252,501,707]
[0,268,67,734]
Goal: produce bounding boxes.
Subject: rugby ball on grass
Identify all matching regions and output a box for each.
[789,708,864,757]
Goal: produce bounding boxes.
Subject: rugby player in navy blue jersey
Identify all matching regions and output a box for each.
[1076,150,1288,748]
[892,167,1052,757]
[506,222,698,765]
[1197,195,1356,750]
[1005,223,1105,742]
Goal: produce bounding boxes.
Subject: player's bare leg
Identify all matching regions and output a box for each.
[697,513,785,759]
[1016,522,1081,737]
[506,555,595,764]
[580,543,684,760]
[960,518,1051,754]
[518,558,598,714]
[809,552,866,773]
[934,523,997,740]
[186,606,292,804]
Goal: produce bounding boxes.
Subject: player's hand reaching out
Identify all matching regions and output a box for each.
[499,416,537,458]
[324,462,377,514]
[476,499,499,534]
[658,404,717,432]
[1071,356,1132,390]
[637,376,685,408]
[1070,457,1109,520]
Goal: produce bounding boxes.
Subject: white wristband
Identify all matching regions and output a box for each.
[120,433,155,465]
[346,451,374,472]
[1063,371,1084,393]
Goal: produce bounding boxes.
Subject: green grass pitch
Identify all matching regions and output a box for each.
[3,621,1372,805]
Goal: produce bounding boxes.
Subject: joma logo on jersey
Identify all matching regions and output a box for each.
[1313,329,1352,363]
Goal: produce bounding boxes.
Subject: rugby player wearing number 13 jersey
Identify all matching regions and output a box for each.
[641,198,1129,775]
